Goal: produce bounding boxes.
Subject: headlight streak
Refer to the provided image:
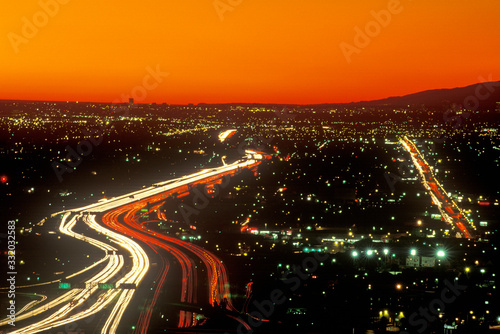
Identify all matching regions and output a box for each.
[85,214,150,334]
[0,289,82,327]
[0,294,48,318]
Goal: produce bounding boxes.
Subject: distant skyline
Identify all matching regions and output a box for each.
[2,0,500,104]
[1,79,499,107]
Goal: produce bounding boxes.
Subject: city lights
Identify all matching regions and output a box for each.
[2,70,499,333]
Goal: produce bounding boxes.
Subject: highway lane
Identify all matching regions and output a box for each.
[14,294,47,316]
[400,136,475,238]
[134,243,170,333]
[101,205,198,329]
[85,214,150,334]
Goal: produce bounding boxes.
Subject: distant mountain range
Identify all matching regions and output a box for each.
[2,81,500,110]
[344,81,500,111]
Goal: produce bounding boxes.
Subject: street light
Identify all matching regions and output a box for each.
[352,251,359,258]
[410,249,417,256]
[367,250,373,256]
[383,248,389,255]
[437,250,446,258]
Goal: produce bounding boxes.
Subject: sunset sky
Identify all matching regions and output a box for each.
[1,0,499,104]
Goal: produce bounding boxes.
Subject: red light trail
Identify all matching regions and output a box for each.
[99,158,264,331]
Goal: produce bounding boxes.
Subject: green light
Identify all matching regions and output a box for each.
[58,282,71,289]
[99,283,115,289]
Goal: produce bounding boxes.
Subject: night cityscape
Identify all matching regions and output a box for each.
[1,1,500,334]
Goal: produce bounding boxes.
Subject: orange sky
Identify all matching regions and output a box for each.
[1,0,499,104]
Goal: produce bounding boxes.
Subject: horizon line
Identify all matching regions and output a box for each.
[1,80,498,107]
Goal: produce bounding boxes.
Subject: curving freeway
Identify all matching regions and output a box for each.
[1,153,265,333]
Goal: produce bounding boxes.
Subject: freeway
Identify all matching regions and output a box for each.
[400,136,475,239]
[47,154,262,215]
[2,153,264,333]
